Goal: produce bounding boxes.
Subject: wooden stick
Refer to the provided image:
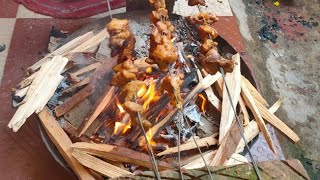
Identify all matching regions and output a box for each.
[236,97,284,153]
[27,31,94,73]
[140,73,222,146]
[241,75,269,107]
[77,86,116,136]
[68,62,101,83]
[157,135,218,156]
[241,80,276,153]
[183,150,217,169]
[195,67,221,111]
[72,149,132,178]
[71,29,109,53]
[62,77,91,95]
[17,72,37,89]
[239,97,250,126]
[254,98,300,143]
[71,142,174,170]
[219,53,241,143]
[55,56,117,117]
[8,56,68,132]
[38,107,95,180]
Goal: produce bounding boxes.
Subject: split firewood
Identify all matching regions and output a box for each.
[239,97,250,126]
[219,53,241,143]
[77,86,116,136]
[235,97,283,153]
[224,154,248,166]
[13,86,29,103]
[17,72,37,89]
[38,107,95,180]
[255,98,300,143]
[72,149,132,178]
[68,62,101,83]
[140,73,222,146]
[27,31,94,73]
[8,56,68,132]
[70,29,109,53]
[157,135,218,156]
[55,56,117,117]
[241,80,276,153]
[71,142,174,170]
[62,77,91,95]
[183,150,217,169]
[241,75,269,107]
[195,65,222,111]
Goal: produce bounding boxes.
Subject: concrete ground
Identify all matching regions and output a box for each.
[229,0,320,179]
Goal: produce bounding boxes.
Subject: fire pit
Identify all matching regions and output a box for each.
[8,2,301,179]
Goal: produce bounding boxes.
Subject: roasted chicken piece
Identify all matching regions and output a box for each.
[187,12,219,25]
[150,8,168,24]
[148,41,178,71]
[111,70,136,87]
[122,101,152,128]
[107,18,129,34]
[200,39,218,54]
[123,80,146,101]
[198,24,218,41]
[160,74,184,109]
[149,0,166,9]
[188,0,206,6]
[200,48,236,74]
[113,59,138,73]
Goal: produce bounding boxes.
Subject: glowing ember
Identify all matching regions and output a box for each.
[116,97,125,114]
[137,84,147,98]
[145,67,153,74]
[198,94,207,112]
[142,81,159,111]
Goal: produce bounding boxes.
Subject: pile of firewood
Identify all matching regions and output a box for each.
[8,0,300,179]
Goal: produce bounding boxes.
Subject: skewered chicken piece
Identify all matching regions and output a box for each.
[188,0,206,6]
[198,24,218,41]
[150,8,168,24]
[113,59,138,73]
[159,74,184,109]
[200,47,236,74]
[123,80,146,102]
[149,0,166,9]
[107,18,136,63]
[111,70,137,87]
[187,12,219,25]
[200,39,218,54]
[122,101,152,128]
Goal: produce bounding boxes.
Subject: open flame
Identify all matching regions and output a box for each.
[122,121,131,134]
[137,84,147,98]
[146,128,156,146]
[113,121,131,135]
[116,97,125,114]
[141,81,159,111]
[198,94,207,112]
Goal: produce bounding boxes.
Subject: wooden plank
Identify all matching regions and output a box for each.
[72,149,132,178]
[77,86,116,136]
[38,107,95,180]
[71,142,174,170]
[71,29,109,53]
[219,53,241,143]
[239,97,250,126]
[236,98,284,153]
[68,62,101,83]
[27,31,94,73]
[195,67,221,111]
[241,80,276,153]
[62,77,91,95]
[8,56,68,132]
[255,98,300,143]
[157,135,218,156]
[241,75,269,107]
[183,150,217,169]
[55,56,117,117]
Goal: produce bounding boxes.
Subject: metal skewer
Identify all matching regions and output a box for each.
[106,0,113,19]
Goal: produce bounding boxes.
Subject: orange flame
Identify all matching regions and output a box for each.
[137,84,147,98]
[113,122,125,135]
[146,129,156,146]
[116,97,125,114]
[145,67,153,74]
[142,81,159,111]
[198,94,207,112]
[122,121,131,134]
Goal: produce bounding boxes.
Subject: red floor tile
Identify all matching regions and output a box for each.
[0,0,19,18]
[0,18,94,179]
